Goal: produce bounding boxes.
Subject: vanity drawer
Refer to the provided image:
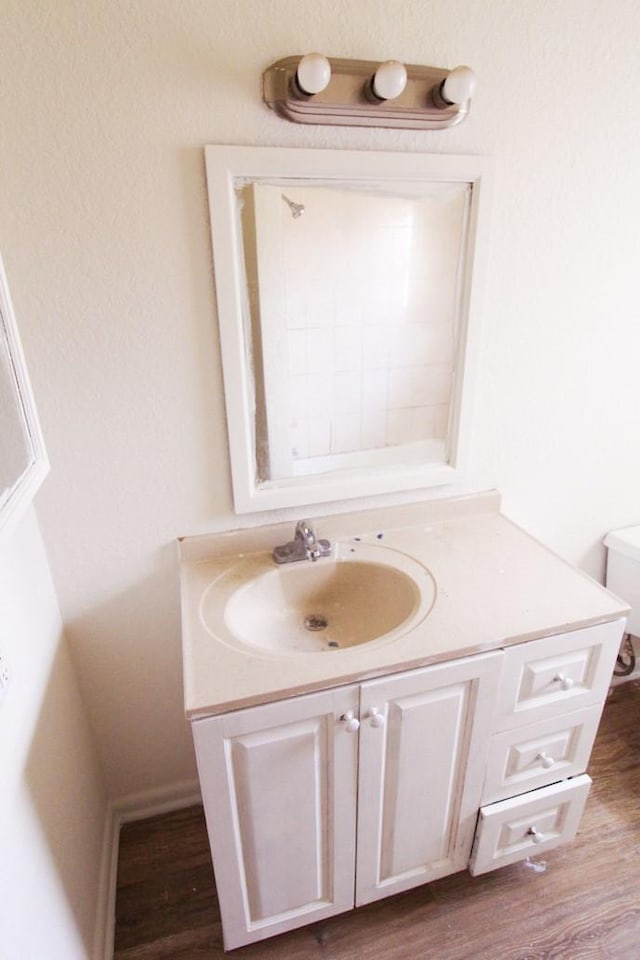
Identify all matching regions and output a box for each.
[493,620,623,731]
[469,774,592,876]
[482,705,601,804]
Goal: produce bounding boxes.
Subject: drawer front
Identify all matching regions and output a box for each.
[469,774,592,876]
[494,620,624,730]
[482,706,601,803]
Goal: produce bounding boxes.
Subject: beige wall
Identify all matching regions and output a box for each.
[0,509,107,958]
[1,0,639,800]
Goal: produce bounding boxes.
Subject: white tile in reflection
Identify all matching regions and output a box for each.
[332,413,361,453]
[332,372,362,414]
[290,374,309,416]
[386,408,416,446]
[334,297,363,327]
[306,328,333,369]
[433,403,450,439]
[362,369,388,412]
[333,327,362,372]
[307,416,332,457]
[423,322,455,365]
[389,323,454,367]
[305,374,331,421]
[388,364,452,408]
[386,406,436,446]
[287,329,307,373]
[290,420,309,459]
[360,414,387,450]
[362,325,392,369]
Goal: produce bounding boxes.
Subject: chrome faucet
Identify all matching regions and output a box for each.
[273,519,332,564]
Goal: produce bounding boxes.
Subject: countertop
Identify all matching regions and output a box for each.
[179,492,628,718]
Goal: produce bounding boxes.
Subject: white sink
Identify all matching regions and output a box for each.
[199,542,436,655]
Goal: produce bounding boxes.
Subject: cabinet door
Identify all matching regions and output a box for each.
[192,686,359,950]
[355,651,502,905]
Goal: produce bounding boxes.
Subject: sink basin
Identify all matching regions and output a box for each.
[199,542,436,655]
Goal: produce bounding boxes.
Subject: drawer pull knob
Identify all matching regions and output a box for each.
[368,707,385,728]
[554,673,574,690]
[340,710,360,733]
[537,752,555,769]
[527,826,544,844]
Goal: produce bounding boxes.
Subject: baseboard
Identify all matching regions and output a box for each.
[93,803,118,960]
[93,778,202,960]
[112,777,202,824]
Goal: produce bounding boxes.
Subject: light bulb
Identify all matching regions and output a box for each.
[295,53,331,96]
[372,60,408,100]
[440,65,477,105]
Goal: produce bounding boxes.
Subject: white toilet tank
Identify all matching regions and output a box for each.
[604,525,640,638]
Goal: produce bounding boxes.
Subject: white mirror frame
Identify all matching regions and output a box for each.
[205,145,492,514]
[0,255,49,536]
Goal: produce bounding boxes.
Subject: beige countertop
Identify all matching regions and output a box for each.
[179,492,628,719]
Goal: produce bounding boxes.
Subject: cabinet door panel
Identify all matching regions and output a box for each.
[192,686,358,950]
[379,684,468,877]
[356,652,501,905]
[231,719,330,919]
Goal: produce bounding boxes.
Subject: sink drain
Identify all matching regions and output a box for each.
[304,614,329,632]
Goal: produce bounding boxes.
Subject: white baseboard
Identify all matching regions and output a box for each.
[112,777,202,824]
[93,778,202,960]
[93,803,118,960]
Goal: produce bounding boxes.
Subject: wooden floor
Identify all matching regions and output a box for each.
[114,680,640,959]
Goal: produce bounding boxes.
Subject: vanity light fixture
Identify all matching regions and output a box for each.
[263,54,477,130]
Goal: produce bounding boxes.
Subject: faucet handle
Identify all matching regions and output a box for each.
[316,538,332,558]
[273,520,332,563]
[295,518,314,537]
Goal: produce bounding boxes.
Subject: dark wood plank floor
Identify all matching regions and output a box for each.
[114,680,640,959]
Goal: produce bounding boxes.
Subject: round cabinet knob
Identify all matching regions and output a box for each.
[368,707,385,728]
[340,710,360,733]
[537,752,555,769]
[555,673,574,691]
[527,826,544,844]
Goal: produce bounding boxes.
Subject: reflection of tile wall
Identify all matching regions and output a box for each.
[287,326,452,459]
[279,187,462,462]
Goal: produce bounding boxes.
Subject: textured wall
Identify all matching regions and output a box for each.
[1,0,639,799]
[0,510,107,958]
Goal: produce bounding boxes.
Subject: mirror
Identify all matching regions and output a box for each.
[0,255,48,535]
[205,146,492,513]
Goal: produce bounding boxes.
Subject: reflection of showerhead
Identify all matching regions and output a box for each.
[281,194,305,219]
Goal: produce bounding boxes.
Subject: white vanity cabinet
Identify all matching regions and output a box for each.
[191,619,624,950]
[192,651,501,950]
[181,500,629,952]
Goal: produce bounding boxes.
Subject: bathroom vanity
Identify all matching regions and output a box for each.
[179,492,627,950]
